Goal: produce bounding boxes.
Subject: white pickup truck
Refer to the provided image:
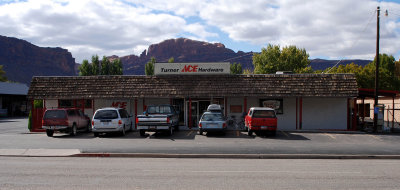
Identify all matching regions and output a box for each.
[136,105,180,136]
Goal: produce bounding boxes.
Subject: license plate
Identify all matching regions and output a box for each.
[261,126,268,130]
[208,124,218,127]
[102,122,109,125]
[149,126,156,130]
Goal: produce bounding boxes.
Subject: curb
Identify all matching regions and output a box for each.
[72,153,400,159]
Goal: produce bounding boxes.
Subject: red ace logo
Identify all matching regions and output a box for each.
[181,65,198,72]
[111,102,127,109]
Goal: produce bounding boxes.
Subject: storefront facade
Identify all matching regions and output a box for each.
[28,71,358,131]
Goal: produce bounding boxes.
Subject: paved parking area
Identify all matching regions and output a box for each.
[1,117,400,155]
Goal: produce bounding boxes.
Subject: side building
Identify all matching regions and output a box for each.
[0,82,29,117]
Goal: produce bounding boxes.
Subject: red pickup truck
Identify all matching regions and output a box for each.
[42,108,91,137]
[244,107,277,136]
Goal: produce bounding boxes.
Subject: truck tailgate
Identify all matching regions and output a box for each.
[137,115,169,125]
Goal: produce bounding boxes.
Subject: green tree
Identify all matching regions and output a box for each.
[168,57,175,63]
[145,57,156,76]
[91,55,100,75]
[28,100,43,131]
[0,65,7,82]
[111,58,123,75]
[78,59,93,76]
[325,54,400,90]
[230,62,243,74]
[78,56,122,76]
[253,44,310,74]
[243,68,253,74]
[101,56,111,75]
[395,59,400,77]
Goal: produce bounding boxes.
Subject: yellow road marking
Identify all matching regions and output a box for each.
[186,131,193,136]
[324,133,336,139]
[368,134,382,141]
[280,130,289,137]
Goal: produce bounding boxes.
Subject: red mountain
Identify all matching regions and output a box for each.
[113,38,254,75]
[0,35,76,84]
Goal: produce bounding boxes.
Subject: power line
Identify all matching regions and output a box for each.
[324,10,377,73]
[387,11,400,17]
[221,52,254,62]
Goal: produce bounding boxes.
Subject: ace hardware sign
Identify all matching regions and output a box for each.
[154,62,230,75]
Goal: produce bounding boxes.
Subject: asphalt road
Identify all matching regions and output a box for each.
[2,117,400,155]
[1,157,400,190]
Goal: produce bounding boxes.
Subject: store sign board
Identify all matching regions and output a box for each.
[154,62,230,75]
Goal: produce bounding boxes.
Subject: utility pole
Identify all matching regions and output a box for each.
[373,6,380,132]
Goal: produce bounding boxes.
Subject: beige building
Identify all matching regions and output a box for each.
[356,89,399,129]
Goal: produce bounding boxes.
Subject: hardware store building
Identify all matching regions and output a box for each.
[28,72,358,131]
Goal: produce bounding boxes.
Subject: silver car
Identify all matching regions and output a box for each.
[92,108,133,137]
[198,112,227,135]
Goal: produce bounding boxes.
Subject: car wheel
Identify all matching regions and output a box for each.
[46,130,54,137]
[70,124,77,136]
[129,122,133,132]
[168,126,173,136]
[86,122,91,133]
[247,128,253,136]
[174,124,180,131]
[199,129,203,135]
[121,125,126,136]
[139,129,146,137]
[94,132,99,137]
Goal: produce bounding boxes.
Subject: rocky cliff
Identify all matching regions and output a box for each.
[117,38,254,75]
[1,35,372,82]
[0,35,76,85]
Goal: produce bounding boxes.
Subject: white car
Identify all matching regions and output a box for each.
[92,108,133,137]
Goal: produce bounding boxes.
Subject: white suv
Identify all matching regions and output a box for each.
[92,108,133,137]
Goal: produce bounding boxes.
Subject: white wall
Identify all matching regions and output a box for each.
[94,99,132,116]
[45,100,58,109]
[276,98,296,130]
[302,98,347,130]
[226,97,245,119]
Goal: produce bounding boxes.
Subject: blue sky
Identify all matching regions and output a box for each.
[0,0,399,62]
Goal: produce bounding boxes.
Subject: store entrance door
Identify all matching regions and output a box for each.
[186,100,210,128]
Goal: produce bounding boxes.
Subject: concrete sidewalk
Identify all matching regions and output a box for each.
[0,149,81,157]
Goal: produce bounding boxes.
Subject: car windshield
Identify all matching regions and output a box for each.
[147,106,173,114]
[44,110,66,119]
[253,110,276,118]
[201,113,224,121]
[94,110,118,119]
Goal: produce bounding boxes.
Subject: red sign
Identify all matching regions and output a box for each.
[111,102,127,109]
[181,65,198,72]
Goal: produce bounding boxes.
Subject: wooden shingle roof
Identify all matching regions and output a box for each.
[27,74,358,100]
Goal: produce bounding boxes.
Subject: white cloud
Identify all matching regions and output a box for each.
[0,0,399,62]
[0,0,190,62]
[183,23,218,40]
[195,0,400,59]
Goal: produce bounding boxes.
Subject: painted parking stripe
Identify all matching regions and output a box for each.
[324,133,336,139]
[280,130,289,137]
[186,131,193,136]
[368,134,382,141]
